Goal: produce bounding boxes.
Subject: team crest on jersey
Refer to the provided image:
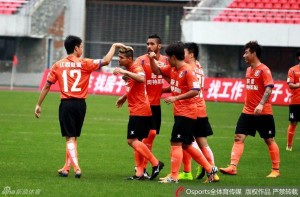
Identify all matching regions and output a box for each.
[254,70,261,76]
[179,71,184,78]
[179,71,187,78]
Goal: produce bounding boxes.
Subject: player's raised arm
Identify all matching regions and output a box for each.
[148,52,162,75]
[101,43,127,66]
[113,67,145,83]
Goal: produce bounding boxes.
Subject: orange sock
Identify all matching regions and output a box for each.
[131,140,158,167]
[66,140,80,170]
[268,142,280,170]
[230,141,244,167]
[287,124,296,147]
[201,146,215,165]
[142,130,157,169]
[182,149,192,172]
[142,130,156,150]
[171,146,183,180]
[134,150,144,176]
[185,145,212,173]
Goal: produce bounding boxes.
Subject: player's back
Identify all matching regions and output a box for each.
[48,56,100,99]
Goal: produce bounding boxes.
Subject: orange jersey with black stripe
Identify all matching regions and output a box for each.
[191,62,207,117]
[47,55,100,99]
[287,65,300,104]
[160,63,200,119]
[243,64,273,115]
[135,54,169,106]
[126,62,152,116]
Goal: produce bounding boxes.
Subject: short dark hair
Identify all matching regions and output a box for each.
[165,42,185,61]
[244,41,262,59]
[119,47,134,59]
[64,35,82,55]
[184,42,199,60]
[148,34,161,44]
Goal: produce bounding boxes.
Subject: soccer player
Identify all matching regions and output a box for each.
[132,34,169,178]
[286,49,300,151]
[177,42,219,182]
[149,42,218,183]
[219,41,280,178]
[34,35,126,178]
[113,47,164,180]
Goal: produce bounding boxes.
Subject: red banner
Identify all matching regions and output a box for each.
[39,69,290,106]
[203,78,290,106]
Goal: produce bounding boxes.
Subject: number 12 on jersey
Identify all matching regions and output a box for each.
[62,70,82,92]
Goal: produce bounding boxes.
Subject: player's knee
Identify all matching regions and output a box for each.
[291,121,298,126]
[234,134,245,143]
[264,138,275,145]
[148,129,157,138]
[127,139,134,146]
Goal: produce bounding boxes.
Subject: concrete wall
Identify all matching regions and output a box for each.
[0,0,86,87]
[0,15,30,36]
[0,73,43,87]
[64,0,85,39]
[182,21,300,47]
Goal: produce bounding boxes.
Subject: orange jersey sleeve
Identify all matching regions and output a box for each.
[135,54,169,105]
[191,63,207,117]
[170,63,200,119]
[287,65,300,104]
[126,63,152,116]
[243,64,273,115]
[159,63,172,79]
[47,56,100,99]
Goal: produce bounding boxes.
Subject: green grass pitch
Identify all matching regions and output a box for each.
[0,90,299,196]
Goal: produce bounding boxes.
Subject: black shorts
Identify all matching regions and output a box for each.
[289,104,300,122]
[150,105,161,134]
[193,117,213,138]
[59,99,86,137]
[171,116,196,145]
[127,116,152,140]
[235,113,276,138]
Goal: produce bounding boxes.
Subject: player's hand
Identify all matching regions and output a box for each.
[164,96,178,104]
[116,97,126,108]
[113,43,126,48]
[116,100,123,108]
[148,52,157,59]
[125,46,134,51]
[35,105,41,118]
[113,67,125,75]
[122,75,129,82]
[157,61,165,67]
[254,104,263,115]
